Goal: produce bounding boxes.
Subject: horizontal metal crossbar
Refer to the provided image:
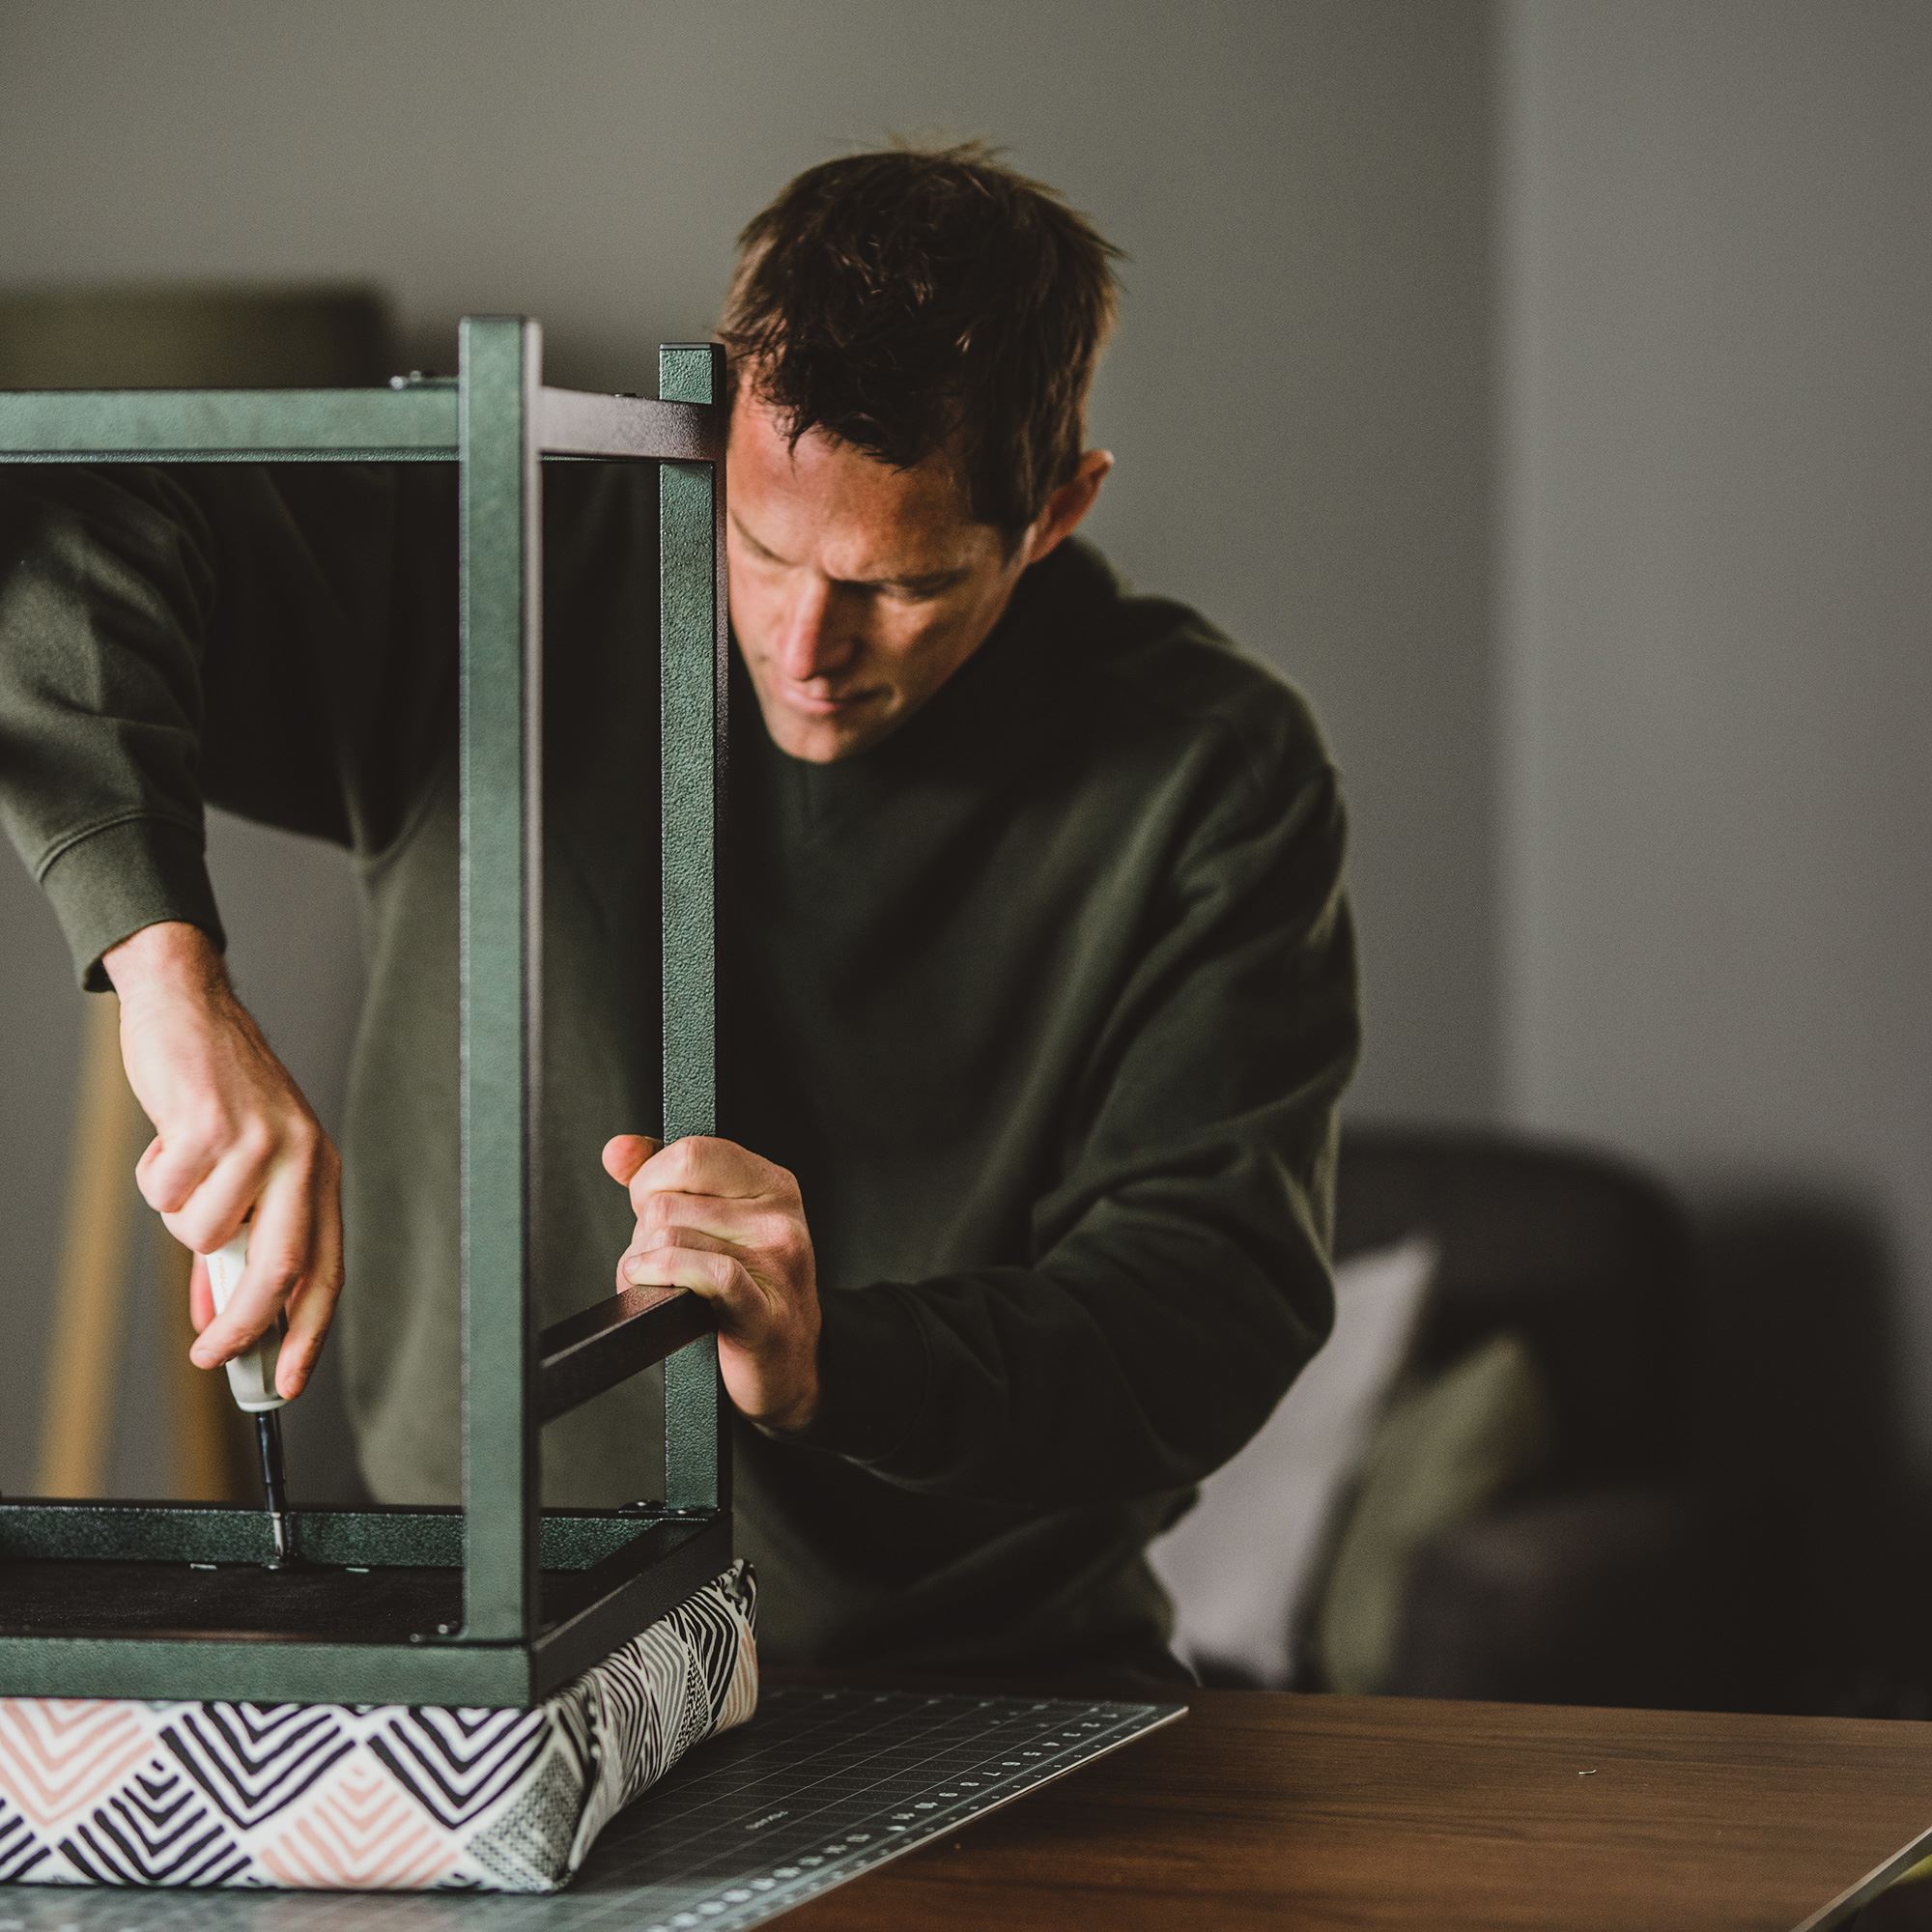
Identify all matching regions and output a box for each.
[0,1503,730,1706]
[537,1286,716,1424]
[0,384,459,462]
[0,382,723,466]
[0,1632,536,1707]
[0,1500,661,1570]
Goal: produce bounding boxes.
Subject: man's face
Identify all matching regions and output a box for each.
[724,386,1030,763]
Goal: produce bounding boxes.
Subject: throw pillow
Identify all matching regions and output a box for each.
[1316,1329,1555,1695]
[1148,1235,1439,1687]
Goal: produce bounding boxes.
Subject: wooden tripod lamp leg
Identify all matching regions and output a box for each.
[36,994,251,1503]
[36,995,142,1498]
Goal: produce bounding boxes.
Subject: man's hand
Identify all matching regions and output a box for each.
[601,1133,821,1433]
[104,921,343,1400]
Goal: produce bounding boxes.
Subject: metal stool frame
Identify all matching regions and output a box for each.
[0,318,730,1705]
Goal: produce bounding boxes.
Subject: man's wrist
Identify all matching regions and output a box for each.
[102,920,230,1013]
[754,1358,824,1439]
[779,1283,931,1469]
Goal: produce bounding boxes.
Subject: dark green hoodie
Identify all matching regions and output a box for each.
[0,460,1359,1673]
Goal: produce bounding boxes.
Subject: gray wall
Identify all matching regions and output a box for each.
[1499,2,1932,1463]
[0,1,1498,1494]
[7,0,1929,1542]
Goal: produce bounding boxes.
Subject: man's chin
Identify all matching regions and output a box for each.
[758,696,895,764]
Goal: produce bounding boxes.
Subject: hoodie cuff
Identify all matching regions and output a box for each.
[781,1281,932,1470]
[37,814,225,992]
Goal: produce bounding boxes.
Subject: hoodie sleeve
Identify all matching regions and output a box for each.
[0,462,455,990]
[796,749,1361,1508]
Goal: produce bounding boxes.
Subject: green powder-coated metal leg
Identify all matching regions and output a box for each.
[458,317,544,1641]
[659,342,730,1513]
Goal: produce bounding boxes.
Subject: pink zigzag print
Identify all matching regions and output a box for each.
[0,1701,158,1829]
[259,1766,456,1889]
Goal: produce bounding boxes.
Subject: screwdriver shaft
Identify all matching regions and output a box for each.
[254,1411,294,1568]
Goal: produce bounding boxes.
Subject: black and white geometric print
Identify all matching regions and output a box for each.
[0,1559,757,1892]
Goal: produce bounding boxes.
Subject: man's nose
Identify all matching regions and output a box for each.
[775,577,857,683]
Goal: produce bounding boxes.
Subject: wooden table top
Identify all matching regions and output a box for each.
[775,1689,1932,1931]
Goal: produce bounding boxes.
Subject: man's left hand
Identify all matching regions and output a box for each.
[600,1133,821,1433]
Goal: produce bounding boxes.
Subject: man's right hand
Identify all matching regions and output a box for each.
[103,920,343,1401]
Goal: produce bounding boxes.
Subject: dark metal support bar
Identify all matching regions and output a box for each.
[536,1287,715,1424]
[537,387,720,463]
[658,343,731,1514]
[457,318,545,1643]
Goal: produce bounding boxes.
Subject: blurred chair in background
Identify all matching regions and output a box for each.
[1155,1123,1754,1711]
[1331,1123,1739,1709]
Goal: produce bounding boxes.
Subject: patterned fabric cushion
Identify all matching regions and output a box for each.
[0,1559,757,1891]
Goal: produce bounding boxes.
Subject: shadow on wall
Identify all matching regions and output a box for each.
[1695,1187,1928,1718]
[0,285,392,389]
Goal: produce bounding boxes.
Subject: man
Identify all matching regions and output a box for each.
[0,145,1359,1680]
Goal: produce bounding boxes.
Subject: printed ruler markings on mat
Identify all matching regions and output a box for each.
[579,1688,1184,1932]
[0,1689,1182,1931]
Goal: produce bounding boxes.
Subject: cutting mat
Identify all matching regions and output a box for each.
[0,1687,1183,1930]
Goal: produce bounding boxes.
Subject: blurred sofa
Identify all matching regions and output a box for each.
[1327,1122,1753,1709]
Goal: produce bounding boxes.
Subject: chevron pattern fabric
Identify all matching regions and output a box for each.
[0,1560,756,1892]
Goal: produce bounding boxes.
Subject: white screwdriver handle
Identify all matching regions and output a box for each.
[202,1230,288,1414]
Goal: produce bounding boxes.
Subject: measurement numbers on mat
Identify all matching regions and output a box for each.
[602,1688,1184,1932]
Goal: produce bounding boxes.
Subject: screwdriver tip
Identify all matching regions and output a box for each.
[255,1412,298,1570]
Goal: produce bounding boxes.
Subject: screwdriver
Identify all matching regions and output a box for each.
[202,1228,296,1568]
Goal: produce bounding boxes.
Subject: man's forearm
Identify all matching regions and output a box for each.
[793,1227,1336,1510]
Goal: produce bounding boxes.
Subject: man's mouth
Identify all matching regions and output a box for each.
[782,684,879,718]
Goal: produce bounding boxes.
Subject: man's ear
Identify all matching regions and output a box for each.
[1019,449,1115,568]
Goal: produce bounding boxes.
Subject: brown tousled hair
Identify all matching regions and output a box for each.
[720,142,1122,541]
